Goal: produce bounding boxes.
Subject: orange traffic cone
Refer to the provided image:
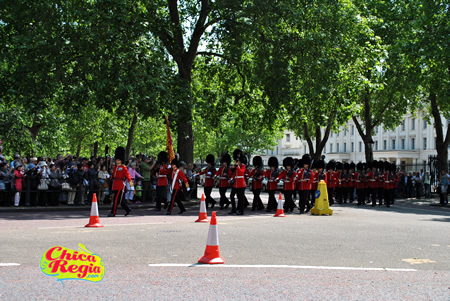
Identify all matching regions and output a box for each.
[195,194,209,223]
[85,194,104,227]
[198,212,224,264]
[274,193,286,217]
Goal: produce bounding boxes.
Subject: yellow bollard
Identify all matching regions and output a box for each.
[310,180,333,216]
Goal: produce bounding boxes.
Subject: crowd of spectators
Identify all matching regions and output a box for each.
[0,149,202,207]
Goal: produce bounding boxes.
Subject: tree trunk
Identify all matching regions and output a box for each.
[76,141,82,158]
[430,92,450,171]
[93,141,98,158]
[126,109,138,160]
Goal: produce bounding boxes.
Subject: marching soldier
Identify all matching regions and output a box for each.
[167,157,189,215]
[278,157,296,212]
[108,147,132,217]
[249,156,265,211]
[377,161,385,206]
[325,160,337,206]
[265,157,279,212]
[349,162,356,203]
[341,163,351,203]
[198,154,217,208]
[216,153,232,210]
[297,154,314,214]
[155,151,171,211]
[230,149,247,215]
[335,162,343,204]
[383,162,393,207]
[354,162,366,206]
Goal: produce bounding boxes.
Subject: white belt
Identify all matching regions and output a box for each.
[206,176,212,179]
[158,175,167,178]
[220,177,228,179]
[235,176,244,179]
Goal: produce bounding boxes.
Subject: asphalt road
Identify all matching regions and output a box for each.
[1,188,449,300]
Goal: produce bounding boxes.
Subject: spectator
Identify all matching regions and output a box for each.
[26,159,39,206]
[13,164,25,206]
[48,164,61,206]
[98,165,109,205]
[423,171,431,198]
[87,161,99,205]
[67,163,78,206]
[0,162,12,206]
[439,170,448,206]
[37,161,50,206]
[413,172,422,199]
[140,156,155,203]
[125,162,142,204]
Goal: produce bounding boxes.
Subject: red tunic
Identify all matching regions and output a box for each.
[248,168,264,190]
[277,170,295,191]
[232,164,246,189]
[14,170,24,192]
[297,169,314,191]
[353,172,365,189]
[156,165,171,187]
[217,166,231,188]
[199,167,216,187]
[367,171,377,189]
[326,171,339,188]
[265,170,279,191]
[172,168,189,190]
[112,164,132,191]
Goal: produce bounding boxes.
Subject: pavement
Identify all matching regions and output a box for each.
[1,187,449,300]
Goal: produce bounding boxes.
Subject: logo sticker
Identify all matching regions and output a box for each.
[315,190,321,199]
[40,243,104,284]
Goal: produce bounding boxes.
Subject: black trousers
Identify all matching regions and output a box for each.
[283,190,295,211]
[252,189,264,210]
[219,187,230,208]
[299,190,311,213]
[327,187,335,205]
[110,190,131,216]
[267,190,277,211]
[356,188,365,205]
[168,188,186,213]
[236,187,246,214]
[142,180,153,202]
[204,186,216,207]
[156,185,167,210]
[384,189,393,207]
[230,187,236,212]
[377,187,384,205]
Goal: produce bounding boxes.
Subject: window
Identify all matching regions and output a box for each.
[392,139,396,150]
[359,142,362,152]
[344,143,347,152]
[351,125,355,135]
[337,143,340,152]
[276,147,279,154]
[383,140,387,150]
[401,121,405,131]
[344,129,347,136]
[424,122,427,129]
[330,144,333,153]
[412,118,415,130]
[351,142,354,152]
[375,141,378,150]
[286,134,290,142]
[411,138,415,150]
[401,139,405,150]
[376,127,379,134]
[423,138,427,150]
[337,131,340,137]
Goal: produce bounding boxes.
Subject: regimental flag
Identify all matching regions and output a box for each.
[165,116,175,163]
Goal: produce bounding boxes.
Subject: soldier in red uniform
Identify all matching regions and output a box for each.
[198,154,217,208]
[348,162,356,203]
[325,160,337,206]
[216,153,232,210]
[377,161,385,206]
[230,149,247,215]
[368,161,378,206]
[108,147,132,217]
[334,162,343,204]
[383,162,393,207]
[354,162,366,206]
[155,151,171,211]
[341,163,351,203]
[297,154,314,214]
[249,156,264,211]
[278,157,296,212]
[167,157,189,215]
[265,157,279,212]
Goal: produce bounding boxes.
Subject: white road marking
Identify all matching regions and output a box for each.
[0,263,20,267]
[148,263,416,272]
[38,222,175,230]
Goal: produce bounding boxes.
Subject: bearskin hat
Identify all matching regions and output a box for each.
[296,159,304,169]
[171,156,178,168]
[356,162,363,171]
[283,157,295,168]
[384,161,391,172]
[326,160,336,171]
[252,156,263,168]
[233,149,247,164]
[391,163,397,173]
[378,161,384,172]
[336,162,343,171]
[344,162,350,171]
[366,161,372,170]
[302,154,312,165]
[316,159,325,170]
[221,153,231,165]
[372,160,378,170]
[115,147,126,163]
[268,156,279,168]
[206,154,215,165]
[157,151,168,164]
[349,162,356,171]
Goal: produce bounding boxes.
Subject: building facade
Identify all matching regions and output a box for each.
[261,113,449,172]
